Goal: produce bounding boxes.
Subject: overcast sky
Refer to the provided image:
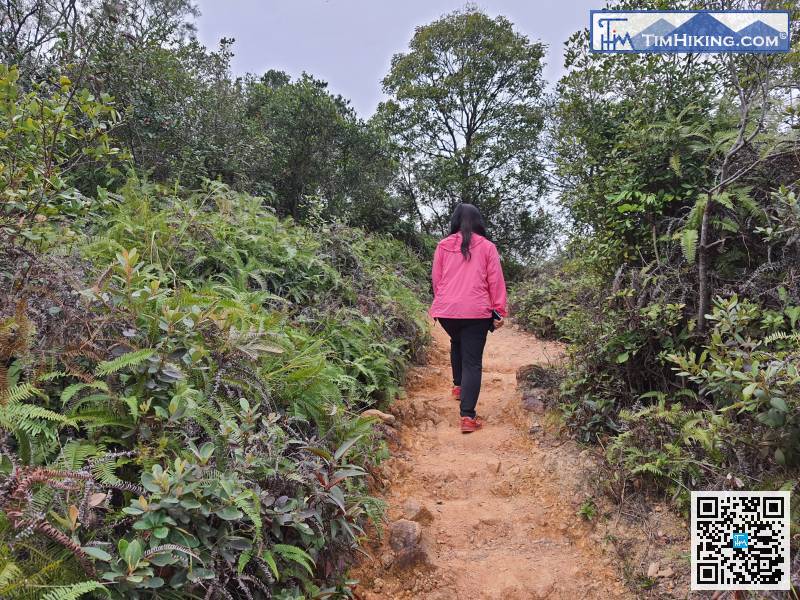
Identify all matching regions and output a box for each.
[195,0,599,118]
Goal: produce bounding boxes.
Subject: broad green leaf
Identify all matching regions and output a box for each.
[333,434,364,461]
[82,546,113,562]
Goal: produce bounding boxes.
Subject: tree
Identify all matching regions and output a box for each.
[245,72,398,229]
[1,0,199,83]
[552,0,800,333]
[0,64,123,238]
[1,0,412,236]
[0,0,237,189]
[91,34,263,187]
[550,25,721,270]
[378,7,552,260]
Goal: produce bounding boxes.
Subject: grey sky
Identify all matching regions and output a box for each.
[195,0,599,118]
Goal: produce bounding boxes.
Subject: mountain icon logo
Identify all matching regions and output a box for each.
[591,10,790,54]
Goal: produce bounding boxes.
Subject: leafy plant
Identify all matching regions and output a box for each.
[577,499,597,521]
[1,177,428,598]
[0,65,125,241]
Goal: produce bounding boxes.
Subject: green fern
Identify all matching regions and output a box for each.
[630,461,666,477]
[713,191,733,210]
[61,381,109,405]
[41,581,109,600]
[0,402,76,452]
[0,563,22,590]
[89,454,136,489]
[66,408,130,430]
[686,195,707,230]
[28,485,57,519]
[0,517,87,599]
[762,331,800,346]
[733,187,766,223]
[679,228,698,264]
[668,151,681,176]
[4,383,41,404]
[234,490,263,541]
[58,442,101,470]
[1,402,75,429]
[95,349,155,377]
[36,371,67,383]
[273,544,315,576]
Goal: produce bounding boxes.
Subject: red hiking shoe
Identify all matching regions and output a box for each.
[460,416,483,433]
[452,386,461,401]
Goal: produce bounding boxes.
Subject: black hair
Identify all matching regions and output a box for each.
[448,203,487,260]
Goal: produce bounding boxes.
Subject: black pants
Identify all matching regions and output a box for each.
[437,318,492,418]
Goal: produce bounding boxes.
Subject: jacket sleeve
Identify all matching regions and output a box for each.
[487,245,507,317]
[431,245,443,297]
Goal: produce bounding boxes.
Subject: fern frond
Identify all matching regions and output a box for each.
[762,331,800,346]
[41,581,109,600]
[631,462,665,477]
[734,188,766,224]
[713,191,733,210]
[28,485,56,517]
[686,196,707,230]
[89,459,124,488]
[680,228,698,264]
[1,403,76,434]
[4,383,41,404]
[36,371,68,383]
[234,490,263,541]
[0,562,22,589]
[95,349,155,377]
[61,381,108,405]
[58,443,101,470]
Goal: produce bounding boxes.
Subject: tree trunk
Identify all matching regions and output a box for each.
[696,192,713,334]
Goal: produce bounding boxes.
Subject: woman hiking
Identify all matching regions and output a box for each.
[430,203,507,433]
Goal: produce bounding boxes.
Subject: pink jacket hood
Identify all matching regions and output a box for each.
[429,232,508,320]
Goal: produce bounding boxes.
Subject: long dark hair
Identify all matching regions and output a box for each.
[449,203,487,259]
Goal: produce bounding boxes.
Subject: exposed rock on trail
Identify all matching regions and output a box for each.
[352,321,636,599]
[388,519,429,568]
[361,408,397,425]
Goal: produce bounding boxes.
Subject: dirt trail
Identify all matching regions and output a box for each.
[353,322,635,600]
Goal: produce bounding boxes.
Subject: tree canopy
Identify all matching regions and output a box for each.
[378,8,553,259]
[513,0,800,535]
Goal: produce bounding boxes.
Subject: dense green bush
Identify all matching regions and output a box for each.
[0,68,428,597]
[0,177,428,598]
[0,65,126,236]
[511,0,800,522]
[514,261,800,499]
[511,260,601,341]
[604,294,800,507]
[2,1,421,241]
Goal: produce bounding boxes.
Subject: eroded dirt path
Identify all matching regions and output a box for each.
[353,322,634,600]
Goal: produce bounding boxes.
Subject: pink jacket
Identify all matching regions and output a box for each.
[429,232,507,319]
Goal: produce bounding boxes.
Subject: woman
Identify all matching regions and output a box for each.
[429,203,507,433]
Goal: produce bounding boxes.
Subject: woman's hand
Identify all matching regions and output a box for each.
[493,318,504,330]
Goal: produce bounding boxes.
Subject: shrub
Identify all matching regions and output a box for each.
[606,397,727,508]
[669,295,800,468]
[0,179,428,598]
[0,65,125,240]
[511,259,602,342]
[513,269,800,508]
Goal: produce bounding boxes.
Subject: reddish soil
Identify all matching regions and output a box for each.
[352,321,642,599]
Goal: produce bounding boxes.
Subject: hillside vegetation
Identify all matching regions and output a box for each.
[0,58,427,598]
[513,1,800,523]
[7,0,800,596]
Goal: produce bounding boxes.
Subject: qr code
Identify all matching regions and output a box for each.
[691,491,790,590]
